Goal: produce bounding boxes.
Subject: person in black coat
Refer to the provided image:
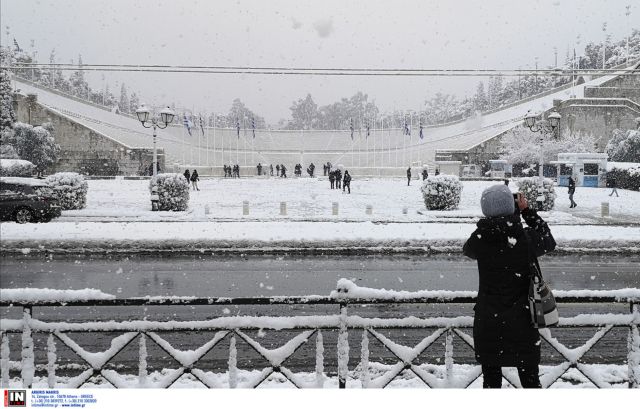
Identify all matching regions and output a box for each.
[463,185,556,388]
[183,169,190,182]
[329,170,335,189]
[608,176,619,197]
[406,167,412,186]
[335,169,342,189]
[190,169,200,191]
[422,169,428,180]
[342,170,352,194]
[568,176,577,208]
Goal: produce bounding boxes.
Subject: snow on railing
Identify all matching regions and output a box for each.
[0,281,638,389]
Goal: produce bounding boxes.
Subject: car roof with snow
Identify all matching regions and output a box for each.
[0,177,50,187]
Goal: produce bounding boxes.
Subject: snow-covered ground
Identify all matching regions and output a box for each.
[55,177,640,224]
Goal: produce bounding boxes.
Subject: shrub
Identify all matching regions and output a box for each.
[606,167,640,191]
[0,158,35,177]
[149,173,190,211]
[516,177,556,211]
[421,175,463,210]
[45,172,89,210]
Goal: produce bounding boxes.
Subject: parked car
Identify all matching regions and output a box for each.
[0,177,61,223]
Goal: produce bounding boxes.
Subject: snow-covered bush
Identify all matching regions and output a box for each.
[5,122,60,175]
[516,177,556,211]
[606,165,640,191]
[149,173,189,211]
[0,158,35,177]
[45,172,88,210]
[421,175,463,210]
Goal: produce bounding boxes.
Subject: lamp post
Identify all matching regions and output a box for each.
[135,104,175,177]
[524,110,561,210]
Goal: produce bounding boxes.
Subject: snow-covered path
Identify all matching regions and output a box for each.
[56,178,640,225]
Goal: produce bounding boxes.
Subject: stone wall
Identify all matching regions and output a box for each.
[13,94,164,176]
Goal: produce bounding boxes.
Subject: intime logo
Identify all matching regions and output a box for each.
[3,390,26,407]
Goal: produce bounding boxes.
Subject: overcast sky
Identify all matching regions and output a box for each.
[0,0,636,123]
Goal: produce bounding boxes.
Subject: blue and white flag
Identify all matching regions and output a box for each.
[183,114,192,136]
[236,118,240,139]
[350,118,354,140]
[419,120,424,139]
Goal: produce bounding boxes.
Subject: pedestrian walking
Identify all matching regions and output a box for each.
[309,163,315,177]
[323,164,328,176]
[257,163,262,176]
[435,168,440,176]
[281,164,287,178]
[335,169,342,189]
[270,164,274,176]
[608,176,619,197]
[463,186,556,388]
[329,170,335,189]
[407,167,412,186]
[342,170,351,194]
[276,164,280,176]
[190,169,200,191]
[568,176,577,208]
[183,169,191,182]
[422,169,428,180]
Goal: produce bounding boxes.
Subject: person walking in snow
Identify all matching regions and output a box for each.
[257,163,262,176]
[342,170,352,194]
[323,163,328,176]
[276,164,280,176]
[190,169,200,191]
[329,170,336,189]
[335,169,342,189]
[281,164,287,178]
[422,169,428,180]
[435,168,440,176]
[608,176,619,197]
[407,167,412,186]
[568,176,577,208]
[183,169,191,182]
[463,186,556,388]
[309,163,315,177]
[270,164,274,176]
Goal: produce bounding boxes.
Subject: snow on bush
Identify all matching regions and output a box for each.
[606,166,640,191]
[149,173,190,211]
[516,177,556,211]
[421,175,463,210]
[0,158,35,177]
[45,172,88,210]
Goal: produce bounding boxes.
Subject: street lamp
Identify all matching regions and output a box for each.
[135,104,175,177]
[523,110,561,210]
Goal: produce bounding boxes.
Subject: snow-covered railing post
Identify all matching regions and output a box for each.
[315,331,325,388]
[335,280,350,389]
[629,302,640,389]
[47,334,57,388]
[0,332,9,388]
[360,330,370,388]
[444,328,454,388]
[138,333,148,387]
[21,306,34,389]
[228,335,238,389]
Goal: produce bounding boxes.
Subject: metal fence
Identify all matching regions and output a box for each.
[1,287,638,389]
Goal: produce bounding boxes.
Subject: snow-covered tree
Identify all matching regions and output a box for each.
[606,129,640,162]
[129,92,140,114]
[119,83,130,114]
[69,54,88,98]
[6,122,60,175]
[500,125,596,164]
[0,49,16,133]
[517,177,556,211]
[474,82,488,112]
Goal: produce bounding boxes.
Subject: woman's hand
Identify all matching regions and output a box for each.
[516,193,529,211]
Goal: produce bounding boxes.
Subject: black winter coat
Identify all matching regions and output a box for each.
[463,208,556,367]
[568,179,576,194]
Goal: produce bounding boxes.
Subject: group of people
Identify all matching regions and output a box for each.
[328,168,352,193]
[223,164,241,178]
[182,169,200,191]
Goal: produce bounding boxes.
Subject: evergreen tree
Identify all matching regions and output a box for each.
[129,92,140,114]
[474,82,488,112]
[69,54,88,98]
[119,83,130,114]
[0,54,16,133]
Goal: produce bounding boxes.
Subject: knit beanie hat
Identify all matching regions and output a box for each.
[481,184,515,217]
